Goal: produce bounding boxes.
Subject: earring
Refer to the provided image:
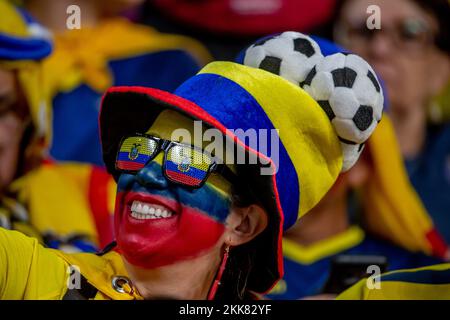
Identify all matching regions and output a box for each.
[207,245,231,300]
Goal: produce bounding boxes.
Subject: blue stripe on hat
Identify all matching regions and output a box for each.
[175,73,300,229]
[0,33,52,61]
[0,5,52,61]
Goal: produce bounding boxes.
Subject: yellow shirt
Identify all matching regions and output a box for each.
[0,228,141,300]
[337,263,450,300]
[2,162,117,250]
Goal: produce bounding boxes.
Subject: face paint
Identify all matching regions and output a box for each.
[114,110,233,268]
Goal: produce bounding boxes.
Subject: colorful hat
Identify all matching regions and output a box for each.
[237,32,385,171]
[0,1,53,153]
[0,2,52,61]
[100,62,342,293]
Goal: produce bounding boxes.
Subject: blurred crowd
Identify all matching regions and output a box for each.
[0,0,449,300]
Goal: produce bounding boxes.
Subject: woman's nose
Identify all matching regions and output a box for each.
[135,161,169,189]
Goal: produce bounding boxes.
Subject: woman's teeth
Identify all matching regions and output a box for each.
[130,200,173,220]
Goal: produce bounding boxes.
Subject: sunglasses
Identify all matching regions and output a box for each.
[115,133,237,189]
[337,18,435,52]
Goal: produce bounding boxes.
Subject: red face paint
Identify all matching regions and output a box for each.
[114,191,226,268]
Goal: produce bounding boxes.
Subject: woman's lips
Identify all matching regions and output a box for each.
[122,192,179,222]
[114,190,227,268]
[129,200,174,220]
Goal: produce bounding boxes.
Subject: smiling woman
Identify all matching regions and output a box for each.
[110,109,266,299]
[99,87,275,300]
[0,31,382,300]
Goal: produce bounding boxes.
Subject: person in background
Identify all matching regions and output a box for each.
[0,1,116,252]
[25,0,211,166]
[333,0,450,243]
[141,0,337,61]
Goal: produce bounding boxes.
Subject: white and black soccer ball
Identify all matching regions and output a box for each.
[340,142,366,173]
[243,31,324,85]
[302,53,384,171]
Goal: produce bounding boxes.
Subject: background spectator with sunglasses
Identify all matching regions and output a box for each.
[333,0,450,244]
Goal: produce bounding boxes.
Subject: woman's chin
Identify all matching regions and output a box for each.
[116,220,225,269]
[117,240,192,269]
[117,234,171,268]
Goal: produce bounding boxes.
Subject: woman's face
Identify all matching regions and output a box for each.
[114,110,234,269]
[0,69,25,195]
[335,0,449,113]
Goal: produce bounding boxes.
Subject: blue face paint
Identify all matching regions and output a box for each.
[114,159,233,268]
[117,161,231,223]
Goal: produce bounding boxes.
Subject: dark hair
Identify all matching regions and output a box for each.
[213,167,273,301]
[213,179,259,300]
[332,0,450,54]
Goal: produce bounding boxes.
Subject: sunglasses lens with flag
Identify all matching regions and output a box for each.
[116,136,158,171]
[165,144,214,187]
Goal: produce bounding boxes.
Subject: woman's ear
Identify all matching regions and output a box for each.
[224,205,268,247]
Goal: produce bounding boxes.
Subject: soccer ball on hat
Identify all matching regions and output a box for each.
[243,31,324,85]
[302,53,384,171]
[340,141,366,173]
